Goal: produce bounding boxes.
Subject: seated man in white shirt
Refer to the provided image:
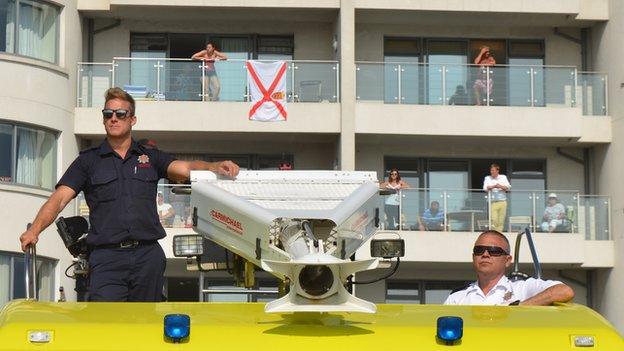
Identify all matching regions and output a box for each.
[444,230,574,305]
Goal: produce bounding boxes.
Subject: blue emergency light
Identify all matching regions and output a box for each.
[437,316,463,343]
[164,314,190,342]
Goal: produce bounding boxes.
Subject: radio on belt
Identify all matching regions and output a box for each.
[189,170,394,313]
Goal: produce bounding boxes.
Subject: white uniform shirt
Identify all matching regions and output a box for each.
[482,174,511,202]
[443,276,561,305]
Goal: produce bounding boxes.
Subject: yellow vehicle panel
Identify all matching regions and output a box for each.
[0,300,622,350]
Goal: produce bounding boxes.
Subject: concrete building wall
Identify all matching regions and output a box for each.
[91,18,336,62]
[355,140,586,191]
[355,23,582,68]
[0,0,84,302]
[590,0,624,335]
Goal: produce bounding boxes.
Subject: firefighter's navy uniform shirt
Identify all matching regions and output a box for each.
[57,139,176,246]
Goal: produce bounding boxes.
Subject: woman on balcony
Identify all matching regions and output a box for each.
[192,42,228,101]
[380,169,410,230]
[473,46,496,106]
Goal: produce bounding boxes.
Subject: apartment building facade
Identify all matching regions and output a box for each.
[1,0,622,334]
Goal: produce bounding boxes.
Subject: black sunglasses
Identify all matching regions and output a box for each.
[473,245,509,257]
[102,109,131,119]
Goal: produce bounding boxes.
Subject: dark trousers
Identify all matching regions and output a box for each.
[88,242,166,302]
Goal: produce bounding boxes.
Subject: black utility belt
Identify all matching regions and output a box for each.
[91,239,157,250]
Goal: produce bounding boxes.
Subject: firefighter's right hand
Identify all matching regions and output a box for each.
[20,229,39,252]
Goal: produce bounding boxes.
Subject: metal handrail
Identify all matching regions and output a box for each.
[511,227,542,281]
[355,60,584,69]
[398,187,583,193]
[111,57,339,63]
[24,239,38,300]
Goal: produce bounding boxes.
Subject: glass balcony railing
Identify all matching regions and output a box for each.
[74,185,610,239]
[77,58,339,106]
[77,62,114,108]
[75,184,192,229]
[356,62,607,116]
[383,188,610,239]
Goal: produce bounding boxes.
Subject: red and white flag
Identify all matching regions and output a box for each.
[246,60,288,122]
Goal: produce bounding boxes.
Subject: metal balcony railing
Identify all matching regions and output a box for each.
[356,62,608,116]
[74,185,611,240]
[381,188,610,239]
[77,58,339,107]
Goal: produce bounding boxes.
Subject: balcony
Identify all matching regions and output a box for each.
[382,189,610,239]
[75,58,341,134]
[75,185,613,267]
[355,62,610,142]
[354,188,613,268]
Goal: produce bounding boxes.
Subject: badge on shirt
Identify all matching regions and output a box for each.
[138,154,151,168]
[503,291,513,301]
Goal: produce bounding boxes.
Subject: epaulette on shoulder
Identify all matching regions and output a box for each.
[450,282,472,294]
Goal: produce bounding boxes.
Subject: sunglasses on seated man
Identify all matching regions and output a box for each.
[102,109,132,119]
[473,245,509,257]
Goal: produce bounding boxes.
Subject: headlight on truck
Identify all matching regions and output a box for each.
[173,235,204,257]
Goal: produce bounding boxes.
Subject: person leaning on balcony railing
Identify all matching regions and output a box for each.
[483,163,511,232]
[18,87,240,302]
[473,46,496,106]
[444,230,574,305]
[192,42,228,101]
[380,169,410,230]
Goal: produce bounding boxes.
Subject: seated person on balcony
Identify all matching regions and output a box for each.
[418,201,445,231]
[444,230,574,305]
[473,46,496,106]
[157,191,175,227]
[380,168,410,229]
[541,193,567,233]
[448,85,470,105]
[191,42,228,101]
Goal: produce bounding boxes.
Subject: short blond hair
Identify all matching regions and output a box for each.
[104,87,135,115]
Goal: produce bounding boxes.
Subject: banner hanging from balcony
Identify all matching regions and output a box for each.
[246,60,288,122]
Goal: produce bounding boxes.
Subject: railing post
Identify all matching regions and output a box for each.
[155,60,162,99]
[201,61,206,102]
[607,197,612,240]
[575,192,581,235]
[487,192,492,230]
[443,191,448,231]
[573,68,578,107]
[76,64,82,107]
[529,67,535,107]
[486,67,491,106]
[531,192,537,232]
[291,62,297,102]
[335,62,340,103]
[398,189,403,230]
[441,65,447,105]
[397,64,402,104]
[604,74,609,116]
[111,60,117,88]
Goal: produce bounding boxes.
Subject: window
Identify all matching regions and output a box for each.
[0,251,56,306]
[0,0,59,63]
[386,280,471,304]
[257,35,294,60]
[0,121,57,189]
